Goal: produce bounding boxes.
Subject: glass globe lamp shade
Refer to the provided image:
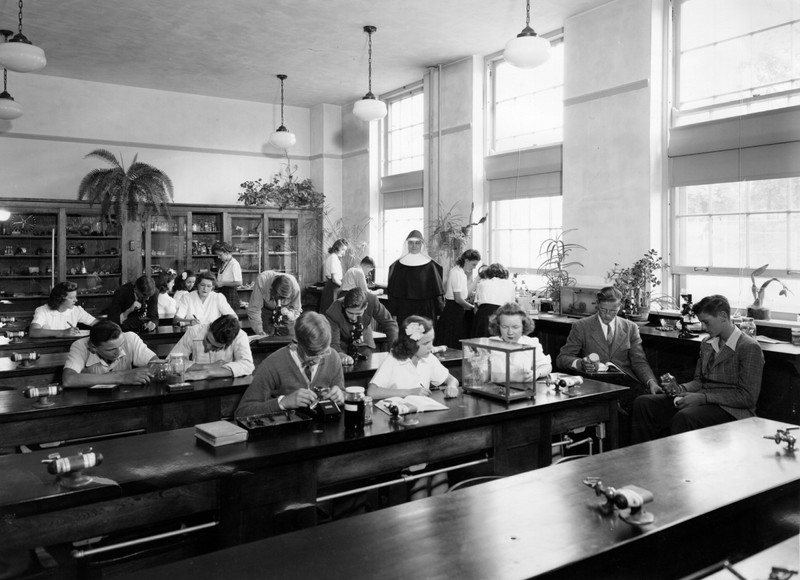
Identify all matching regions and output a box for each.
[353,95,387,122]
[0,91,22,120]
[503,33,551,69]
[0,37,46,73]
[0,210,10,221]
[269,126,296,150]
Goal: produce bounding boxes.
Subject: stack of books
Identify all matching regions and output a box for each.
[194,420,249,447]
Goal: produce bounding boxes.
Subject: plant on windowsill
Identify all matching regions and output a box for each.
[77,149,173,229]
[537,229,585,315]
[238,153,325,211]
[606,249,667,322]
[747,264,791,320]
[428,201,487,275]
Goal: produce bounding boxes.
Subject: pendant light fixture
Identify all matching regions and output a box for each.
[0,0,46,73]
[353,25,387,122]
[504,0,551,69]
[269,74,296,150]
[0,31,22,120]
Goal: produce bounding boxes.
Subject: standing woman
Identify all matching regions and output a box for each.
[320,239,348,314]
[435,249,481,348]
[386,230,445,325]
[211,242,242,310]
[472,263,517,337]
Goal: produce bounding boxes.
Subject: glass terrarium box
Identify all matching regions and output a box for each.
[560,286,602,318]
[460,337,536,403]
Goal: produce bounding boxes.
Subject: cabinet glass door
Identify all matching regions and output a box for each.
[143,215,188,278]
[231,215,263,304]
[65,214,122,295]
[0,212,59,299]
[267,217,298,276]
[189,213,222,274]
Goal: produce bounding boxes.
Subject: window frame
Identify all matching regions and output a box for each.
[381,83,425,177]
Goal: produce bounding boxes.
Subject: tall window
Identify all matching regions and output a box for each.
[384,88,424,175]
[674,0,800,126]
[490,195,562,271]
[488,40,564,154]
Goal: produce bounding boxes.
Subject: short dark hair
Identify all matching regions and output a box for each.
[360,256,376,268]
[488,302,534,337]
[295,312,331,355]
[477,265,489,280]
[343,288,367,309]
[173,270,195,292]
[596,286,623,304]
[156,271,172,294]
[194,272,217,288]
[457,249,481,267]
[485,263,509,280]
[209,314,240,347]
[89,319,123,346]
[693,294,731,319]
[211,241,234,254]
[270,274,295,301]
[391,315,433,361]
[328,239,348,254]
[48,281,78,310]
[135,276,157,298]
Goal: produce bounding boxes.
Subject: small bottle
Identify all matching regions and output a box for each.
[344,386,365,431]
[363,396,373,426]
[168,353,186,384]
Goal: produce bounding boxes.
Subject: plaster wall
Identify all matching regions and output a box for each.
[0,74,312,206]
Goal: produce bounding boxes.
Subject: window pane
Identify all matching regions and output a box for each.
[490,195,562,271]
[385,90,423,176]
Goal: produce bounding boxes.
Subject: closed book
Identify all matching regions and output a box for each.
[194,420,248,447]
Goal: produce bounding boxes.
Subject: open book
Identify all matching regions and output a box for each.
[595,361,625,374]
[375,395,448,416]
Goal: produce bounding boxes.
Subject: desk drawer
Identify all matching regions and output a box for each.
[316,427,493,487]
[551,402,611,434]
[0,408,149,447]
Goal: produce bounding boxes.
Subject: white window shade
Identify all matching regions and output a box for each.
[380,170,423,209]
[485,145,562,200]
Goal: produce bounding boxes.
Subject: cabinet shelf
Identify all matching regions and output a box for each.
[66,254,119,259]
[2,275,54,279]
[67,273,120,278]
[233,234,261,239]
[191,230,221,235]
[0,234,56,240]
[0,254,55,258]
[66,235,121,240]
[269,251,297,255]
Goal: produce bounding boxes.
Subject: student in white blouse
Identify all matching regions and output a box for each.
[172,270,196,306]
[173,272,236,326]
[472,263,517,337]
[29,281,97,337]
[487,302,552,382]
[435,249,481,348]
[212,242,243,309]
[156,271,177,319]
[320,239,348,314]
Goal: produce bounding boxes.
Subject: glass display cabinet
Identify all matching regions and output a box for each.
[64,213,122,295]
[460,337,536,403]
[267,217,298,277]
[142,215,188,278]
[0,212,59,299]
[189,212,222,274]
[230,215,263,305]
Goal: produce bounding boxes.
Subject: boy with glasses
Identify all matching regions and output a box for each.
[235,312,345,417]
[168,314,254,380]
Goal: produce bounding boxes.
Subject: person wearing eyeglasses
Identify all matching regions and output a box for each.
[235,311,345,417]
[168,314,254,380]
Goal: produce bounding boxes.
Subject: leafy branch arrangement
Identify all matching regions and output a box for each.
[606,249,667,318]
[428,201,487,271]
[238,153,324,210]
[537,229,585,306]
[750,264,791,307]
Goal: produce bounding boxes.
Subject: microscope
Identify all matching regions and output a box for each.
[678,293,698,338]
[347,319,368,362]
[271,301,290,336]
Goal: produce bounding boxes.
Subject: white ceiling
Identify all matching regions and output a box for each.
[0,0,611,108]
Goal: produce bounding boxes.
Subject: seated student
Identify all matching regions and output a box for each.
[472,263,516,338]
[341,256,378,294]
[368,315,459,401]
[156,271,177,319]
[631,294,764,443]
[173,272,236,326]
[246,270,302,337]
[169,314,254,380]
[172,270,196,305]
[325,287,399,365]
[62,320,158,387]
[29,281,98,337]
[235,312,345,417]
[104,275,159,333]
[487,302,552,382]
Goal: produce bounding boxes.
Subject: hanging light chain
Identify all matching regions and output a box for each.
[279,76,285,126]
[525,0,531,28]
[367,29,373,94]
[3,69,7,92]
[17,0,24,35]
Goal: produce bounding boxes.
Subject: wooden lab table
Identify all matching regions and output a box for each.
[123,417,800,580]
[0,378,626,555]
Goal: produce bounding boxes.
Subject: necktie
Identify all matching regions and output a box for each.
[303,361,315,382]
[607,325,614,348]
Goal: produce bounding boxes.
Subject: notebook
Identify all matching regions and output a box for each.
[194,420,248,447]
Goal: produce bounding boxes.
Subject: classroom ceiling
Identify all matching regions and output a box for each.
[0,0,611,107]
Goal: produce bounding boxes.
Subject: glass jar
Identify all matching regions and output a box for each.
[168,353,186,384]
[363,396,373,426]
[740,317,757,338]
[344,386,365,431]
[148,359,170,383]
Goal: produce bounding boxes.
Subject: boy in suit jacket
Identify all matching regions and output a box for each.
[632,294,764,443]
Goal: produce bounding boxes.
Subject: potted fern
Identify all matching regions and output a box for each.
[748,264,791,320]
[428,201,487,275]
[77,149,173,228]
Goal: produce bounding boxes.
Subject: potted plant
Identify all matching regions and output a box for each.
[77,149,173,228]
[428,201,487,275]
[537,229,585,315]
[748,264,791,320]
[606,249,667,322]
[238,153,324,211]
